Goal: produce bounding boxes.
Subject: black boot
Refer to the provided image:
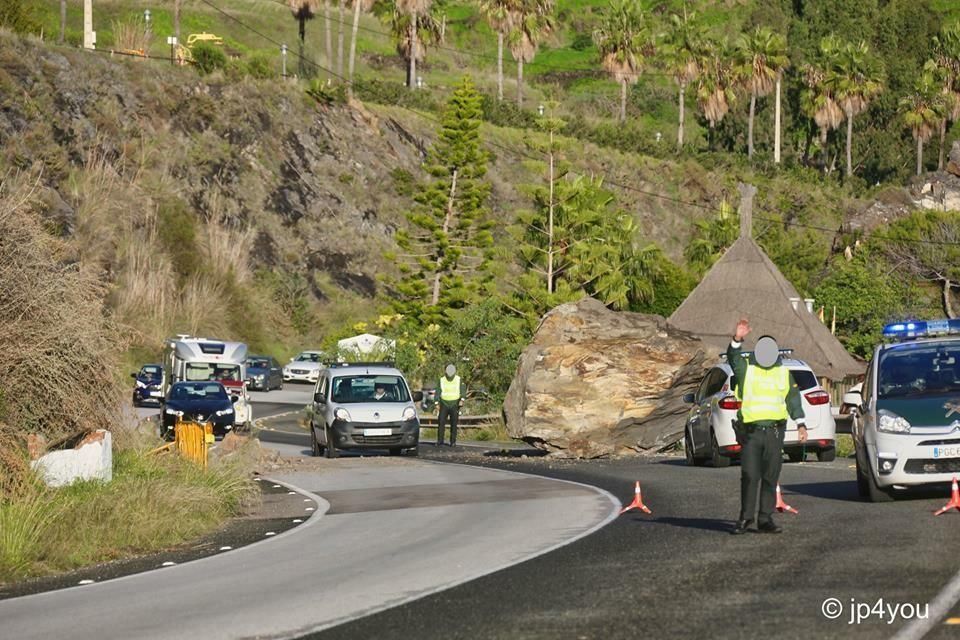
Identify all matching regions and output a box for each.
[731,519,753,535]
[758,521,783,534]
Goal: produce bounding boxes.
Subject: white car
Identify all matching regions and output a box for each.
[283,350,327,384]
[851,319,960,501]
[310,363,423,457]
[683,357,837,467]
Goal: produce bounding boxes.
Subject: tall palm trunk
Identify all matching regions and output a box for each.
[337,0,345,77]
[324,0,333,74]
[497,32,504,102]
[918,135,924,177]
[517,58,523,107]
[747,91,756,157]
[845,107,854,178]
[944,280,956,319]
[408,10,417,89]
[174,0,181,43]
[939,119,947,170]
[298,16,308,77]
[619,79,627,123]
[677,83,685,149]
[347,0,362,99]
[59,0,66,44]
[774,76,781,164]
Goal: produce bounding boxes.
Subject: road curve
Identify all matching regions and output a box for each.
[0,456,618,640]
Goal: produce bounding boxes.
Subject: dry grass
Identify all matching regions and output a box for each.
[0,171,126,444]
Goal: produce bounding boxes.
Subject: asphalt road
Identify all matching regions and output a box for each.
[0,388,617,640]
[251,426,960,640]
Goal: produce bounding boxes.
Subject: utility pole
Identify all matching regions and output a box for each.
[738,182,757,239]
[167,35,178,65]
[83,0,95,50]
[174,0,181,45]
[281,44,288,78]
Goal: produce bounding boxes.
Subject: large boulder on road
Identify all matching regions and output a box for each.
[503,298,719,458]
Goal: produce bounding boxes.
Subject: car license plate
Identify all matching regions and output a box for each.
[363,428,392,436]
[933,446,960,458]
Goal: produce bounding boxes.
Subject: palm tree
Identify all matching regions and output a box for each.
[696,38,736,148]
[478,0,518,102]
[383,5,443,87]
[825,39,884,178]
[801,37,843,171]
[901,69,948,176]
[59,0,67,44]
[347,0,375,98]
[933,22,960,169]
[733,26,788,159]
[509,0,554,108]
[289,0,320,77]
[396,0,434,89]
[593,0,650,123]
[661,9,706,149]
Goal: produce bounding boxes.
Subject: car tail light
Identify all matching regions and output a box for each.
[804,390,831,406]
[816,439,832,447]
[718,396,741,410]
[722,444,742,453]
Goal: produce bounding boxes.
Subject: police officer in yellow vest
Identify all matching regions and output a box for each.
[729,318,807,535]
[437,364,465,446]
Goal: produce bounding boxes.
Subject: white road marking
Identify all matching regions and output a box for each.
[891,567,960,640]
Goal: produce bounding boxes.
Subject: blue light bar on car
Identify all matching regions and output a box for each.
[883,319,960,339]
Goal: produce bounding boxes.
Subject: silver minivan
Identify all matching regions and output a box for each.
[310,363,422,458]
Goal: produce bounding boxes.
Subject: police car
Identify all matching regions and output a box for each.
[849,319,960,501]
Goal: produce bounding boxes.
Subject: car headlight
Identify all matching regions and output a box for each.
[878,410,911,434]
[216,407,234,416]
[334,408,351,422]
[402,407,417,421]
[254,374,265,381]
[164,408,183,416]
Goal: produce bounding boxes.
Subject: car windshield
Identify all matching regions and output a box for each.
[331,375,410,403]
[295,353,322,362]
[878,343,960,398]
[171,383,228,401]
[140,366,162,379]
[246,358,270,369]
[185,363,241,382]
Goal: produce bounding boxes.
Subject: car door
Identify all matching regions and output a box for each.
[269,358,280,388]
[688,371,715,451]
[694,369,727,446]
[313,376,330,440]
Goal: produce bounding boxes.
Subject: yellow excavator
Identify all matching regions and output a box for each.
[175,32,224,64]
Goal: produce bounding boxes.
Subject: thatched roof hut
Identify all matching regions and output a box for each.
[669,193,863,381]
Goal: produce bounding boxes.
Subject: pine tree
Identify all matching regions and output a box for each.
[390,77,494,326]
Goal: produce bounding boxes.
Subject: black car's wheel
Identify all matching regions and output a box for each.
[817,447,837,462]
[132,394,141,408]
[710,431,731,468]
[406,446,419,457]
[324,425,338,459]
[310,425,321,457]
[855,454,870,498]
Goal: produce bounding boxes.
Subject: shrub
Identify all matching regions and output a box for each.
[245,53,275,80]
[0,0,40,35]
[191,42,227,76]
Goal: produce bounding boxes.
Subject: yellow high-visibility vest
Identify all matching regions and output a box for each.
[737,365,789,423]
[440,375,461,402]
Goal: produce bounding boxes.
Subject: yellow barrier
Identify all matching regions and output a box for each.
[174,419,214,468]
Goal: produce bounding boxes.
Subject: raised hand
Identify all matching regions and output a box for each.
[734,318,751,342]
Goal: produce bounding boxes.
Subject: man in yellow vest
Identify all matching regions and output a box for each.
[729,318,807,535]
[437,364,465,447]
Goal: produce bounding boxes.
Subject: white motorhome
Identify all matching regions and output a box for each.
[164,336,252,428]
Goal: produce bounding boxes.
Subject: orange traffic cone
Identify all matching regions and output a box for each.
[619,481,652,515]
[775,484,799,514]
[934,476,960,516]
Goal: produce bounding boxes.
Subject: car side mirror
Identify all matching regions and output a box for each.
[842,391,862,409]
[682,392,695,404]
[243,380,250,387]
[130,372,138,379]
[413,391,424,402]
[314,392,325,404]
[230,395,240,404]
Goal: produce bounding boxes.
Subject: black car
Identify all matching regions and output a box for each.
[131,364,165,407]
[245,355,283,392]
[161,381,237,440]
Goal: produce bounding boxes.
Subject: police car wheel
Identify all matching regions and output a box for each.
[710,431,731,468]
[861,456,894,502]
[310,426,321,457]
[324,425,338,459]
[855,456,869,498]
[684,430,706,467]
[389,447,402,456]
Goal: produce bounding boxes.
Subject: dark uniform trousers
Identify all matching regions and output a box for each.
[738,421,786,525]
[437,402,459,446]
